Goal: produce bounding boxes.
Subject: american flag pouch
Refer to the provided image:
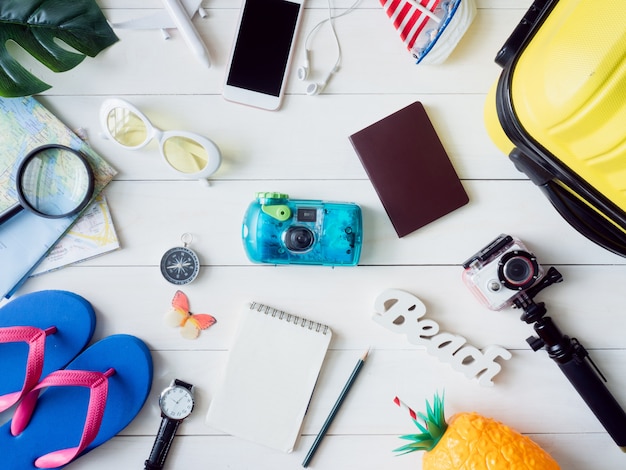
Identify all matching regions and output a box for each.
[379,0,477,64]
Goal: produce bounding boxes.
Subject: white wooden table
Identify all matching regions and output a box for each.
[5,1,626,468]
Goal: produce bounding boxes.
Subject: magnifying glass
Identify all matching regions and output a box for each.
[0,144,95,226]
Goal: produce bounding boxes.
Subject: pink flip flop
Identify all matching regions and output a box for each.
[0,291,96,413]
[0,334,153,469]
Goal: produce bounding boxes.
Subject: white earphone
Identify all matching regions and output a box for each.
[298,0,361,96]
[305,67,338,96]
[297,49,312,81]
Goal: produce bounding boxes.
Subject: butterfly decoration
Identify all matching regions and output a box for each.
[165,290,217,339]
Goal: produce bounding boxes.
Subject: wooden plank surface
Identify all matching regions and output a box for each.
[2,1,626,469]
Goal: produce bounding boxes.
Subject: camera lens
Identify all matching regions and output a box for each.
[498,250,539,290]
[284,226,314,252]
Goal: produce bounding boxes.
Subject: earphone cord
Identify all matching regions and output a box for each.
[304,0,363,72]
[328,0,342,72]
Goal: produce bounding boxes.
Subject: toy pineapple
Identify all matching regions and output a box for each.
[394,393,560,469]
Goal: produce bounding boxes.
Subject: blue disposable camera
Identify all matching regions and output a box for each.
[242,192,363,266]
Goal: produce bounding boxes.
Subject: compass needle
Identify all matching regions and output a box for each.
[160,233,200,285]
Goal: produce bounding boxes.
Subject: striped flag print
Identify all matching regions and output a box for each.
[379,0,442,51]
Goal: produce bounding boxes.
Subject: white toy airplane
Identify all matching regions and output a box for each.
[111,0,212,68]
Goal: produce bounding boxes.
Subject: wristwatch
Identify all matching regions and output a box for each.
[144,379,195,470]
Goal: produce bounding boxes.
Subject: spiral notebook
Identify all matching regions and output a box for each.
[205,302,332,452]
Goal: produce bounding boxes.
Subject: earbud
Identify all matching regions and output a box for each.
[297,64,309,81]
[298,0,361,96]
[305,82,323,96]
[297,50,311,81]
[305,68,337,96]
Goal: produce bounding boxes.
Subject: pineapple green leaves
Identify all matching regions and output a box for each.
[394,392,448,455]
[0,0,118,97]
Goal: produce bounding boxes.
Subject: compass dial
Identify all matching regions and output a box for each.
[160,246,200,285]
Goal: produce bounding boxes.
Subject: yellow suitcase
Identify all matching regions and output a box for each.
[484,0,626,256]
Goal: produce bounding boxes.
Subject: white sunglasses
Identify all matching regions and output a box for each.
[100,98,221,182]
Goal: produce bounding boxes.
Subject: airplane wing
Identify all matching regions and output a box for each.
[111,0,204,30]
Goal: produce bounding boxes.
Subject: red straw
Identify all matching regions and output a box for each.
[393,396,417,420]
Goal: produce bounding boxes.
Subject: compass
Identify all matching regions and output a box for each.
[160,233,200,285]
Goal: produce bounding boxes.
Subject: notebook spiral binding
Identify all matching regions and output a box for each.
[250,302,330,335]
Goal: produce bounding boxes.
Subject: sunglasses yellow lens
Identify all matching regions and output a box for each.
[106,108,148,147]
[162,136,209,174]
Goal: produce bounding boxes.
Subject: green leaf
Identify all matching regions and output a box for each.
[393,391,449,455]
[393,440,435,455]
[0,0,118,97]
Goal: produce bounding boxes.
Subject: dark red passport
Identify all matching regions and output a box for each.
[349,101,469,237]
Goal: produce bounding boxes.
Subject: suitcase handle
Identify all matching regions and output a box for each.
[510,148,626,257]
[541,182,626,257]
[495,0,559,68]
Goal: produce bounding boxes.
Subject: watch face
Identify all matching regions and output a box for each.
[160,385,194,419]
[160,246,200,285]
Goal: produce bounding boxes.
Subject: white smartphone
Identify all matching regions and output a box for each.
[222,0,305,111]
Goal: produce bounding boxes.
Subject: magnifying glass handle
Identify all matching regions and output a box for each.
[0,203,23,225]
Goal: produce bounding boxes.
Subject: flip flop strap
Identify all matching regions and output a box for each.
[0,326,57,412]
[11,367,116,469]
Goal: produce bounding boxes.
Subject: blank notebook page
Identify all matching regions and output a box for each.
[205,302,332,452]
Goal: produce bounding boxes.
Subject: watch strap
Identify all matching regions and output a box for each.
[144,379,194,470]
[144,418,180,470]
[174,378,193,391]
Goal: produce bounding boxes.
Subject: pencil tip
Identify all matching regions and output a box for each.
[362,347,371,361]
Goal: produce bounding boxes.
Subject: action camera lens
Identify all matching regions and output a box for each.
[284,226,314,252]
[498,250,539,290]
[504,258,531,282]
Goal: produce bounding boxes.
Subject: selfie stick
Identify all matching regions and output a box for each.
[514,267,626,451]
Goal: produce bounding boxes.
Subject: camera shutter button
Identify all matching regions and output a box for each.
[487,279,502,292]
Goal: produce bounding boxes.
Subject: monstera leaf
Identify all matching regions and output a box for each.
[0,0,118,97]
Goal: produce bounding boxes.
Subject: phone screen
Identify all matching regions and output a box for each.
[226,0,301,97]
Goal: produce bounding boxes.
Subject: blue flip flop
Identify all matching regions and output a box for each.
[0,290,96,413]
[0,334,153,469]
[0,335,152,470]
